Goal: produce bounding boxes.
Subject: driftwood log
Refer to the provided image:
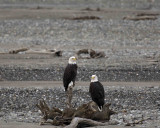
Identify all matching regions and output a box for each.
[7,48,62,56]
[67,16,101,20]
[9,48,28,54]
[123,15,157,21]
[36,100,116,127]
[123,12,159,21]
[77,49,105,59]
[64,117,108,128]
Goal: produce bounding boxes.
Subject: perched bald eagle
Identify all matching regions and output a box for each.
[63,56,78,91]
[89,75,105,111]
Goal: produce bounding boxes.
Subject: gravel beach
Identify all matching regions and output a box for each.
[0,3,160,82]
[0,81,160,128]
[0,0,160,127]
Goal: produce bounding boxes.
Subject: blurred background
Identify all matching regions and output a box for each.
[0,0,159,10]
[0,0,159,81]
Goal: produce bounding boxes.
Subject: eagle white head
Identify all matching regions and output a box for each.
[91,75,98,82]
[68,56,77,64]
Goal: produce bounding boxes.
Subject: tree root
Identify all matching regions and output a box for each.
[36,99,62,125]
[36,99,115,127]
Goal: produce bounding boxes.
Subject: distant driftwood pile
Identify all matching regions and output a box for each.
[1,48,106,59]
[7,48,62,57]
[77,49,105,59]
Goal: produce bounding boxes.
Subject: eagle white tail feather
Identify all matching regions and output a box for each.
[64,81,73,91]
[68,81,73,88]
[98,106,102,112]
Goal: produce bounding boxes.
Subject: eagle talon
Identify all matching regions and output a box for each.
[98,106,103,112]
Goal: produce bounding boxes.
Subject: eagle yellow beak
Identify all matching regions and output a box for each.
[73,57,76,61]
[91,76,95,79]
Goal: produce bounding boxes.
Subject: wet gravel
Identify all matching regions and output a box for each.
[0,86,160,127]
[0,64,160,81]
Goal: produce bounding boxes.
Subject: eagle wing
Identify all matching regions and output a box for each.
[63,64,77,91]
[90,82,104,98]
[89,81,105,107]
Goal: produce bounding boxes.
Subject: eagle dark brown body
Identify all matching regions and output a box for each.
[63,64,78,91]
[89,81,105,111]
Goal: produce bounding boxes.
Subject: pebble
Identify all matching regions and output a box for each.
[17,112,25,116]
[0,112,5,117]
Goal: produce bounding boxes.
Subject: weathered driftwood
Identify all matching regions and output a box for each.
[7,48,62,56]
[26,49,61,55]
[36,99,63,125]
[36,100,115,127]
[65,86,74,109]
[77,49,105,59]
[67,16,101,20]
[136,12,159,16]
[123,15,157,21]
[82,7,101,11]
[64,117,108,128]
[9,48,28,54]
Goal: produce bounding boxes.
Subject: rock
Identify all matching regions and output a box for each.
[0,112,5,117]
[17,112,25,116]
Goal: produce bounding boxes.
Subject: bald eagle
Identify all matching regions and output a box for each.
[63,56,78,91]
[89,75,105,111]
